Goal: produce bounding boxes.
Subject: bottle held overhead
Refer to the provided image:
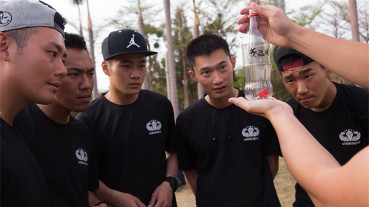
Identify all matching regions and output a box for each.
[242,10,273,100]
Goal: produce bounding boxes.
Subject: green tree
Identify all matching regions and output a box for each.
[172,5,199,110]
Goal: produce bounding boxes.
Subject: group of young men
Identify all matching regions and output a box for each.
[0,1,367,207]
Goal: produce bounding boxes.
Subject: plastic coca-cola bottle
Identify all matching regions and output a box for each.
[242,10,273,100]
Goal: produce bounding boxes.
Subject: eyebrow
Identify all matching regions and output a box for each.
[283,68,313,80]
[199,60,227,72]
[67,67,95,72]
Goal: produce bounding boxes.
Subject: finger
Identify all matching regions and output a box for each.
[137,199,146,207]
[237,15,249,25]
[148,192,157,207]
[239,6,251,15]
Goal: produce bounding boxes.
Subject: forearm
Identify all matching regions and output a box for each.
[290,26,369,89]
[183,169,197,195]
[165,152,179,177]
[266,155,279,179]
[267,110,340,191]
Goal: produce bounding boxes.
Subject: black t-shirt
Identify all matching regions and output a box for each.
[176,89,281,207]
[13,104,98,207]
[77,90,177,206]
[288,83,369,207]
[1,117,50,207]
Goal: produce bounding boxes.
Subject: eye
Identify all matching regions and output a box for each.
[285,79,294,84]
[48,51,57,57]
[220,65,227,70]
[305,74,312,79]
[67,72,79,77]
[88,71,95,78]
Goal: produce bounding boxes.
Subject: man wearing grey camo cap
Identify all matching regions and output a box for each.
[0,1,66,206]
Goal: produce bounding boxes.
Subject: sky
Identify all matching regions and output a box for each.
[42,0,318,93]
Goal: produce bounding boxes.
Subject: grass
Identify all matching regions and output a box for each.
[274,157,297,207]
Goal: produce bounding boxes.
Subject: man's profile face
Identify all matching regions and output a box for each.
[10,27,67,105]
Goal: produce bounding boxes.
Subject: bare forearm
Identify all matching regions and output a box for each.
[267,110,340,190]
[290,26,369,89]
[266,155,279,179]
[183,169,197,195]
[166,152,179,177]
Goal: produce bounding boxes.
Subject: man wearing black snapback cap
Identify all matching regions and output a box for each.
[0,0,67,206]
[273,46,368,207]
[78,29,178,207]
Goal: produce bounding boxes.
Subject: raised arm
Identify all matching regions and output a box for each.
[238,3,369,89]
[228,97,369,207]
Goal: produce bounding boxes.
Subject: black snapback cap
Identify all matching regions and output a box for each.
[102,29,157,60]
[273,46,314,71]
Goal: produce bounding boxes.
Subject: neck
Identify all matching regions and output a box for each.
[37,103,71,124]
[0,78,28,126]
[311,81,337,112]
[206,88,239,109]
[105,90,139,105]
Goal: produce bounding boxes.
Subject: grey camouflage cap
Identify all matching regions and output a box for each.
[0,0,64,37]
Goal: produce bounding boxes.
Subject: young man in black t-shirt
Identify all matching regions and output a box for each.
[0,1,67,206]
[77,29,178,207]
[13,33,109,207]
[176,34,281,207]
[273,46,369,207]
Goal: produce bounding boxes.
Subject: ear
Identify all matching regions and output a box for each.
[0,32,10,62]
[188,70,197,82]
[230,56,236,70]
[101,61,110,76]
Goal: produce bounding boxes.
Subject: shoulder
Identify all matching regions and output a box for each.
[140,90,170,103]
[178,99,206,119]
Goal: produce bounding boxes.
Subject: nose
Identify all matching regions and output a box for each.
[213,71,223,84]
[130,68,142,79]
[55,60,67,78]
[296,80,308,95]
[80,74,93,90]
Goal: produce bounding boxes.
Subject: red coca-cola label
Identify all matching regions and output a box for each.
[258,88,270,99]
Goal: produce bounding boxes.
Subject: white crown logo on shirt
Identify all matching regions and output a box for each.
[242,125,260,137]
[242,125,260,141]
[339,129,361,142]
[146,120,162,135]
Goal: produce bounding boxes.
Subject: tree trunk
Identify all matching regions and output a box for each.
[137,0,150,90]
[86,0,99,100]
[192,0,203,100]
[77,4,83,37]
[164,0,179,118]
[348,0,359,42]
[182,51,189,109]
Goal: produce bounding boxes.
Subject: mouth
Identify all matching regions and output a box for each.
[213,86,226,93]
[77,95,91,102]
[48,82,61,90]
[298,96,313,103]
[128,83,141,88]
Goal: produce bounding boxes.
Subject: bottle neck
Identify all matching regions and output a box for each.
[249,16,258,31]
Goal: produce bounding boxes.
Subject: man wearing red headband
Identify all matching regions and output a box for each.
[273,46,368,207]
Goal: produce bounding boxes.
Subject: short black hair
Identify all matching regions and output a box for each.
[64,33,88,51]
[186,33,230,69]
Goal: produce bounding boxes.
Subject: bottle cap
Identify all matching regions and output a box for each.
[248,9,259,18]
[248,13,259,18]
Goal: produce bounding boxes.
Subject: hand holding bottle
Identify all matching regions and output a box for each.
[238,2,301,49]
